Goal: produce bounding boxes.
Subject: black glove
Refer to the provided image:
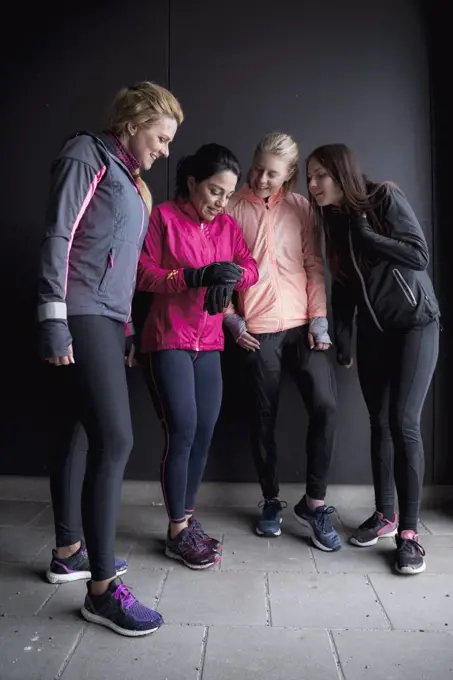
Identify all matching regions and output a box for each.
[184,262,243,288]
[203,283,235,315]
[38,319,73,360]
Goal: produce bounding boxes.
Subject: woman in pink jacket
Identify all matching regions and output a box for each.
[224,132,341,552]
[137,143,258,570]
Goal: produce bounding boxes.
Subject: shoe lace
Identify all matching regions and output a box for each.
[258,499,288,520]
[181,524,206,552]
[113,584,137,609]
[398,538,426,557]
[360,511,382,530]
[315,506,335,533]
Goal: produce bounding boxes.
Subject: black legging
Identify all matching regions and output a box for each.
[245,324,337,501]
[148,350,223,522]
[357,318,439,531]
[49,315,133,581]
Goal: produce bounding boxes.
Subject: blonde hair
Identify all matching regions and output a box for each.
[253,132,299,193]
[109,81,184,213]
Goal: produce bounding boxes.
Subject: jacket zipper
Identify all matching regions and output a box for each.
[128,198,145,323]
[392,268,417,306]
[348,228,384,332]
[195,221,209,351]
[99,248,116,292]
[266,203,283,331]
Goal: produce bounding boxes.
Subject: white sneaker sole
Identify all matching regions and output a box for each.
[350,528,397,548]
[395,560,426,575]
[165,547,219,570]
[80,606,160,636]
[46,565,128,585]
[256,518,282,537]
[293,512,341,552]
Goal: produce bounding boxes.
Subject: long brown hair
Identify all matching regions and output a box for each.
[305,144,395,277]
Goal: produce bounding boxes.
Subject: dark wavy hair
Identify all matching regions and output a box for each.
[175,143,241,200]
[306,143,394,276]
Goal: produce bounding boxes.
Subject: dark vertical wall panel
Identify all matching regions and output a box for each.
[0,1,169,477]
[424,3,453,484]
[166,0,433,485]
[0,0,440,484]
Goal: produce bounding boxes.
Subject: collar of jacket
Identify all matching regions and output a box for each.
[237,183,285,207]
[176,199,205,224]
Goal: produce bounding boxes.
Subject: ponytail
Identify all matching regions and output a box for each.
[175,155,194,200]
[175,143,241,200]
[134,171,153,214]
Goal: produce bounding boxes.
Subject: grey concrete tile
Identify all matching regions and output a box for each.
[0,562,57,617]
[61,623,204,680]
[191,507,258,535]
[312,537,396,573]
[203,626,339,680]
[116,504,169,537]
[369,573,453,631]
[0,527,53,563]
[158,569,267,625]
[28,505,54,528]
[0,500,49,527]
[0,617,83,680]
[421,508,453,535]
[419,535,453,573]
[268,573,388,629]
[221,533,316,572]
[336,506,378,533]
[333,630,453,680]
[37,569,166,623]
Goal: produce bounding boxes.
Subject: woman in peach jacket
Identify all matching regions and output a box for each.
[224,132,340,553]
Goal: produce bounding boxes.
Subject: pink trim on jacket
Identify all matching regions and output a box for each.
[64,165,107,297]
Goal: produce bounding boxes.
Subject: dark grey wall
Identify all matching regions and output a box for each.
[0,0,442,485]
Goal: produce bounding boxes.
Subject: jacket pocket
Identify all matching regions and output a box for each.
[99,248,116,293]
[392,268,416,306]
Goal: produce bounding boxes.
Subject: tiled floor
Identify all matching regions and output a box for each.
[1,494,453,679]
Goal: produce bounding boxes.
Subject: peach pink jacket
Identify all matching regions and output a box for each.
[226,184,327,333]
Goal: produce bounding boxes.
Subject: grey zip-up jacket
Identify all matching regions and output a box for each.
[37,131,148,358]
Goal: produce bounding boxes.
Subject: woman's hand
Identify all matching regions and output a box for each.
[308,332,330,351]
[237,331,261,352]
[125,343,137,367]
[45,344,75,366]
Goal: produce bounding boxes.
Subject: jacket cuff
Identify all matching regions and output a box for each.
[38,319,72,359]
[223,312,247,341]
[309,317,331,345]
[37,301,67,322]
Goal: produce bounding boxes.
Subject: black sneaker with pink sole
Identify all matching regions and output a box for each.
[350,511,398,547]
[395,530,426,575]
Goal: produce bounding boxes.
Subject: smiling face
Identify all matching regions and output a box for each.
[248,153,292,200]
[124,115,178,171]
[188,170,238,222]
[307,157,343,207]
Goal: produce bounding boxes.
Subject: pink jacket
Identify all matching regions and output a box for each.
[137,200,259,352]
[226,185,327,333]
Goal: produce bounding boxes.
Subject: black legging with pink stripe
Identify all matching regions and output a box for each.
[148,350,223,522]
